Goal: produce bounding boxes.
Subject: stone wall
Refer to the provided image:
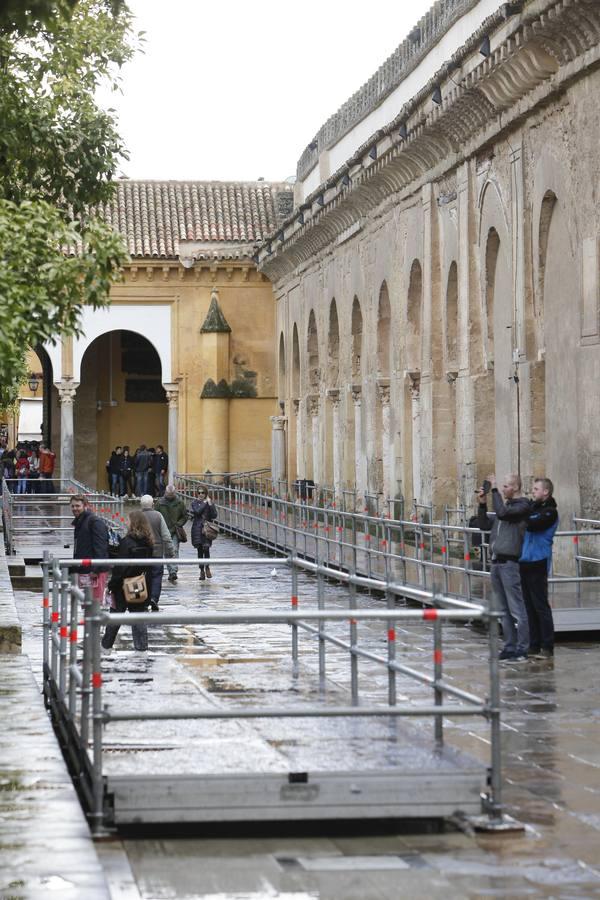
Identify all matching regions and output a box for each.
[266,0,600,528]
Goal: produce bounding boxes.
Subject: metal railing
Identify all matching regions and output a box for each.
[2,478,125,556]
[175,476,600,610]
[42,551,505,834]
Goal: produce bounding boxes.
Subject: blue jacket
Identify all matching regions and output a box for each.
[519,497,558,566]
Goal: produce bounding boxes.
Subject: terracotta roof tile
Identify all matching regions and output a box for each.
[91,179,290,259]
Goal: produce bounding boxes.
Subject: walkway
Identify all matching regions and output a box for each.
[12,533,600,897]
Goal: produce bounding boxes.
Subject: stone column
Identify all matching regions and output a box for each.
[378,381,391,499]
[308,396,321,485]
[293,399,304,479]
[164,384,179,481]
[407,373,421,502]
[270,415,287,490]
[327,389,342,498]
[57,380,79,482]
[351,386,365,496]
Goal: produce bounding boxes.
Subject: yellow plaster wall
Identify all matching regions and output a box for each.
[108,265,277,477]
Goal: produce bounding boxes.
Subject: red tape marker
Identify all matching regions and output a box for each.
[92,673,102,688]
[42,597,49,608]
[423,609,438,620]
[291,595,298,607]
[70,629,78,643]
[81,558,92,567]
[573,535,579,544]
[434,649,443,664]
[387,628,396,642]
[464,553,471,561]
[441,545,447,554]
[60,626,68,639]
[51,611,59,623]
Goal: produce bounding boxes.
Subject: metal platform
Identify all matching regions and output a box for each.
[106,764,485,826]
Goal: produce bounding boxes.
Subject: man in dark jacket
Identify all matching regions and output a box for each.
[71,495,109,572]
[478,473,531,662]
[153,445,169,497]
[519,478,558,660]
[107,446,122,495]
[134,445,151,496]
[156,484,187,583]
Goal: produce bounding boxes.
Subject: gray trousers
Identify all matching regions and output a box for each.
[491,560,530,655]
[167,534,180,576]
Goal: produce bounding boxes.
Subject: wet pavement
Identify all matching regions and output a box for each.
[12,533,600,899]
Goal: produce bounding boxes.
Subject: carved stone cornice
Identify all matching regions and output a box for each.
[258,0,600,282]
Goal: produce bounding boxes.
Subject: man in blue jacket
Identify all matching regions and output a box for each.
[519,478,558,660]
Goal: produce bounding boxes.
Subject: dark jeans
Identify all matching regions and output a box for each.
[102,618,148,651]
[41,474,54,493]
[197,545,210,571]
[520,560,554,651]
[148,563,164,602]
[135,471,148,496]
[491,559,530,656]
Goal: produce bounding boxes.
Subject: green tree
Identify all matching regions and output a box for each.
[0,0,138,407]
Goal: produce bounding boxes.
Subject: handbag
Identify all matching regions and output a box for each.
[202,520,219,541]
[175,524,188,543]
[123,573,148,604]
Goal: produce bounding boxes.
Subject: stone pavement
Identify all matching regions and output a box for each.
[10,533,600,898]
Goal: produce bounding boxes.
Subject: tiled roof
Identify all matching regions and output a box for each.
[94,180,292,259]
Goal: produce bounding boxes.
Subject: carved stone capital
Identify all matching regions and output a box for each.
[270,415,286,431]
[308,395,320,417]
[292,398,300,415]
[377,379,391,405]
[327,388,341,407]
[163,383,180,408]
[405,370,421,399]
[351,384,362,406]
[56,380,79,405]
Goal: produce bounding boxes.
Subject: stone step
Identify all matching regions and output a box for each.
[10,565,43,592]
[7,557,25,577]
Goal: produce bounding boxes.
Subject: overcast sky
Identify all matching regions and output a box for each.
[99,0,434,182]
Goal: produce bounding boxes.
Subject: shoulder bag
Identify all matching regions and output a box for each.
[202,520,219,541]
[175,524,188,543]
[123,573,148,604]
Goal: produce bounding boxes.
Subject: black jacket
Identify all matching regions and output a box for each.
[153,451,168,474]
[477,489,531,560]
[108,452,122,475]
[190,499,217,548]
[72,509,109,571]
[107,534,153,612]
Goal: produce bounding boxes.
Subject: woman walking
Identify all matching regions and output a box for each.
[101,510,153,652]
[191,488,218,580]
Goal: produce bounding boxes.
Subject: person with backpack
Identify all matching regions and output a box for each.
[156,484,187,583]
[101,510,154,653]
[191,487,218,580]
[519,478,559,660]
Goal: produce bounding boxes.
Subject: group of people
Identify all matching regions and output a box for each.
[477,473,558,662]
[105,444,169,497]
[71,484,218,652]
[1,441,56,493]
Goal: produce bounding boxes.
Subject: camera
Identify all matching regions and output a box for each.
[481,479,491,494]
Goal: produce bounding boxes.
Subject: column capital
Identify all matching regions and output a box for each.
[405,370,421,399]
[327,388,341,406]
[270,415,286,431]
[56,380,79,405]
[163,382,180,408]
[292,398,300,415]
[351,384,362,406]
[377,379,391,405]
[308,395,320,417]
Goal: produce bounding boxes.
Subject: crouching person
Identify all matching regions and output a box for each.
[101,511,154,653]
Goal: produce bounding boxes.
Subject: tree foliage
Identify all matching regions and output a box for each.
[0,0,138,406]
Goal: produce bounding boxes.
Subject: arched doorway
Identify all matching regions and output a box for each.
[75,330,168,488]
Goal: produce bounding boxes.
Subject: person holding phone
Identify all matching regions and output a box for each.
[477,474,531,662]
